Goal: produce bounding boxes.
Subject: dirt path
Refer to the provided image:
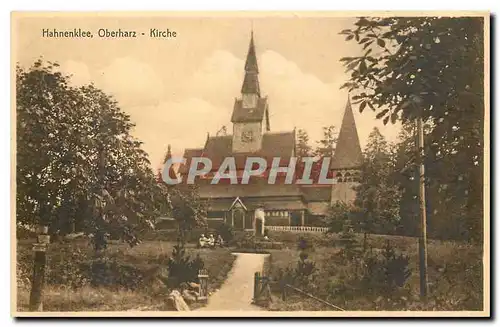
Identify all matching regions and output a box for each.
[198,252,269,311]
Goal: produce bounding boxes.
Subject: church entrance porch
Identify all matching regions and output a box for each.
[224,197,267,236]
[232,208,245,230]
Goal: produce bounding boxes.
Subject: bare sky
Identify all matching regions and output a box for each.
[14,13,401,169]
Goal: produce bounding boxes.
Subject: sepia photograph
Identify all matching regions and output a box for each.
[11,11,490,317]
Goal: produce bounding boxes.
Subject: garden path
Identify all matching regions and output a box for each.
[198,252,269,311]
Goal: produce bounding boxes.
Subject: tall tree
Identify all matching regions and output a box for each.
[296,128,313,159]
[168,185,208,246]
[353,128,401,239]
[314,125,338,158]
[16,60,166,250]
[340,17,484,242]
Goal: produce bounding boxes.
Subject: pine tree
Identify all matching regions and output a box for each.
[353,128,401,237]
[314,125,338,158]
[296,128,312,159]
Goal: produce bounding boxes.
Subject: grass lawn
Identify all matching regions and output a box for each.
[264,233,483,311]
[15,240,236,311]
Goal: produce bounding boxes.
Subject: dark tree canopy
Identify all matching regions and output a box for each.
[16,60,202,249]
[340,17,484,241]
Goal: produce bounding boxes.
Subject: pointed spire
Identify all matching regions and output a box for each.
[244,31,259,73]
[241,31,260,95]
[330,96,363,170]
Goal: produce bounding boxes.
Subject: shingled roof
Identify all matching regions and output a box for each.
[330,98,363,170]
[201,131,295,169]
[178,148,203,174]
[241,71,260,95]
[231,97,268,123]
[198,183,303,199]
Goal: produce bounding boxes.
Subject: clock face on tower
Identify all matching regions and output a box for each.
[241,130,254,143]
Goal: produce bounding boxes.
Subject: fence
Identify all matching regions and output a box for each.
[253,271,344,311]
[265,226,329,233]
[282,284,345,311]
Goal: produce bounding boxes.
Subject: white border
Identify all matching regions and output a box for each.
[4,1,498,326]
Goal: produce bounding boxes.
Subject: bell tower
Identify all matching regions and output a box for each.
[231,31,270,153]
[330,96,363,203]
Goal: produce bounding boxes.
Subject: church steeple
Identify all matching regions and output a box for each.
[231,31,269,153]
[241,31,260,97]
[329,96,363,170]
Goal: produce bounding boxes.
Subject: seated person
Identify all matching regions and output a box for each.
[198,234,209,248]
[216,234,224,247]
[207,234,215,247]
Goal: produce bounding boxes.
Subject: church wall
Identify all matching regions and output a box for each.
[207,219,224,229]
[233,122,262,153]
[330,182,358,204]
[266,214,290,226]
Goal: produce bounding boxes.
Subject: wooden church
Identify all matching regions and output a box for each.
[177,32,363,233]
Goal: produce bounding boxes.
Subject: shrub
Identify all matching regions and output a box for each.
[16,223,36,240]
[46,247,90,289]
[87,256,145,290]
[338,220,361,261]
[361,241,411,295]
[167,244,205,288]
[233,233,258,249]
[296,251,316,282]
[324,201,355,233]
[274,239,318,291]
[216,223,235,243]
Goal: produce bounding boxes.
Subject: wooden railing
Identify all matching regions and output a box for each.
[265,226,329,233]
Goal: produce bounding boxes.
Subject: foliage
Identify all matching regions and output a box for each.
[88,256,146,289]
[276,251,317,290]
[314,125,338,158]
[295,128,313,159]
[353,128,401,235]
[166,244,205,288]
[361,241,411,295]
[268,236,482,311]
[295,251,317,286]
[340,17,484,242]
[167,185,208,246]
[16,240,236,311]
[323,201,356,233]
[163,183,207,288]
[16,60,167,251]
[338,220,362,261]
[234,233,258,249]
[216,223,235,243]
